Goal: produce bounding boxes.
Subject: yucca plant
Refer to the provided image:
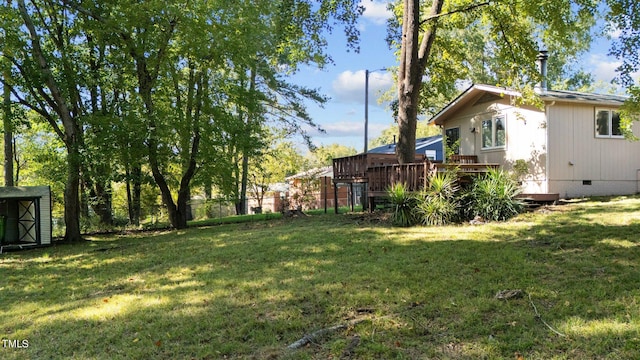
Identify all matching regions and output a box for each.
[387,182,418,227]
[415,170,460,226]
[468,168,523,221]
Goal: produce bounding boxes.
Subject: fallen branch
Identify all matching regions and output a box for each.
[287,324,347,350]
[527,293,567,337]
[287,317,372,350]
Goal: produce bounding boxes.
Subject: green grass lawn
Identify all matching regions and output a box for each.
[1,196,640,359]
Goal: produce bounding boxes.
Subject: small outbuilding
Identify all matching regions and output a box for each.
[0,186,52,253]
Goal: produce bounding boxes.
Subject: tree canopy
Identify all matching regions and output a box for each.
[1,0,364,234]
[2,0,640,235]
[390,0,601,162]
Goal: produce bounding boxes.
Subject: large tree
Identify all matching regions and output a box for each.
[1,0,96,242]
[392,0,597,163]
[68,0,363,226]
[2,0,364,231]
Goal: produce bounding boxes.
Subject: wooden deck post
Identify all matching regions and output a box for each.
[323,176,328,213]
[334,181,339,214]
[349,183,354,212]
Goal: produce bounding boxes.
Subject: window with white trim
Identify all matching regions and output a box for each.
[595,109,623,138]
[481,114,506,149]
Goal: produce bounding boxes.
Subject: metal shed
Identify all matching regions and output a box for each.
[0,186,52,253]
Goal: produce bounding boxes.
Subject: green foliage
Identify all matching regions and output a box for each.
[387,182,418,227]
[619,85,640,141]
[388,0,599,120]
[387,169,524,226]
[308,143,357,167]
[444,136,460,161]
[466,168,524,222]
[415,170,460,226]
[606,0,640,88]
[1,0,365,229]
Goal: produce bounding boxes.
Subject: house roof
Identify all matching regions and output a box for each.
[539,89,627,105]
[429,84,629,126]
[285,166,333,181]
[368,135,442,156]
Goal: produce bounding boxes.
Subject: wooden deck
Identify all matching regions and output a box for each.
[332,153,501,212]
[367,162,437,196]
[332,153,560,212]
[332,153,425,183]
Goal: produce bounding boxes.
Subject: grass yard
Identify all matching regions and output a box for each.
[1,196,640,359]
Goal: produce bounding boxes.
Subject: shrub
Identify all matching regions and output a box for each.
[415,170,460,226]
[467,168,523,221]
[415,195,458,226]
[387,182,418,227]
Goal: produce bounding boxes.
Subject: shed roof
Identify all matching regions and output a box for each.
[285,166,333,181]
[0,186,50,199]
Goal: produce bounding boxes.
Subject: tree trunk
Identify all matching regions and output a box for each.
[80,178,90,218]
[126,165,133,223]
[185,186,193,221]
[141,65,200,229]
[396,0,443,164]
[126,163,142,226]
[91,181,113,226]
[64,143,83,242]
[235,66,257,215]
[204,177,214,218]
[18,0,84,242]
[3,73,13,187]
[238,153,249,215]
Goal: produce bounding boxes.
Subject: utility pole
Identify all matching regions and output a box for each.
[364,68,387,153]
[363,68,387,211]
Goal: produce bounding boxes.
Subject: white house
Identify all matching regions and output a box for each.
[429,84,640,199]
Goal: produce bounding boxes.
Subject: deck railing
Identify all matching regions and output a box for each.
[333,153,499,198]
[368,161,437,194]
[333,153,424,182]
[368,162,500,195]
[449,154,478,164]
[435,163,500,173]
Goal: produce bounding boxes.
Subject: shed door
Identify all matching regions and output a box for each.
[18,200,38,243]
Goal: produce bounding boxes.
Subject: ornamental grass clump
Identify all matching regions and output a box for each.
[467,168,523,221]
[387,182,418,227]
[415,170,460,226]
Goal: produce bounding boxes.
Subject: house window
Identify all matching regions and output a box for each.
[595,109,623,138]
[445,127,460,155]
[481,114,506,149]
[425,150,437,161]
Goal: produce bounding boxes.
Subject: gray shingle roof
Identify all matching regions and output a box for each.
[429,84,629,126]
[540,89,627,105]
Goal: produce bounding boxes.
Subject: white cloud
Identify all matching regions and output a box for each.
[361,0,394,25]
[322,122,364,137]
[588,53,621,83]
[313,121,389,138]
[608,28,622,40]
[331,70,394,104]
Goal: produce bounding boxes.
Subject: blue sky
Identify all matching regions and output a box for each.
[288,0,627,153]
